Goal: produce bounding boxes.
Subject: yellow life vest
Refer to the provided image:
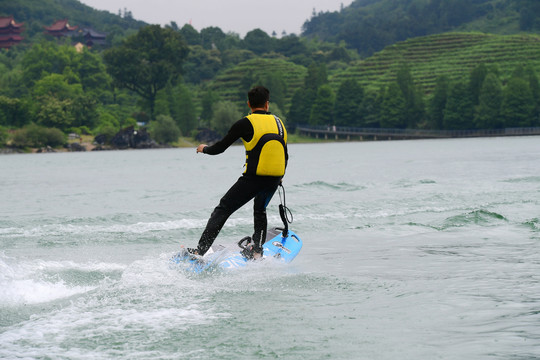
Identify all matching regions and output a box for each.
[242,113,287,176]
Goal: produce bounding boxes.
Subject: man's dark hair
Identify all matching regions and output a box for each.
[248,86,270,108]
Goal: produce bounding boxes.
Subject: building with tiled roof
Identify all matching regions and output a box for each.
[44,19,78,38]
[81,28,107,47]
[0,16,24,49]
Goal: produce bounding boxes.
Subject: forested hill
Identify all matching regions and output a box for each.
[0,0,146,42]
[303,0,540,56]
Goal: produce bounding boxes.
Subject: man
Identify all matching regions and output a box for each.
[190,86,288,259]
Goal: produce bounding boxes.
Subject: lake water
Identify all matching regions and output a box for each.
[1,137,539,359]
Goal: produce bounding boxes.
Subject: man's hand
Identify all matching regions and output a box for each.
[196,144,207,153]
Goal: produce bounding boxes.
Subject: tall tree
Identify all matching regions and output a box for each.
[0,96,30,127]
[380,83,407,128]
[501,76,534,128]
[175,84,197,135]
[474,72,503,129]
[200,27,226,50]
[396,64,424,128]
[200,90,220,126]
[287,88,311,125]
[244,29,274,55]
[304,62,328,90]
[21,42,77,89]
[77,49,112,95]
[469,63,488,106]
[259,71,287,112]
[288,63,327,126]
[309,84,335,125]
[428,75,449,130]
[103,25,189,120]
[443,81,474,130]
[361,88,384,128]
[333,78,364,126]
[180,24,201,45]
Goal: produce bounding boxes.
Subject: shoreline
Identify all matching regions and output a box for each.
[1,132,539,155]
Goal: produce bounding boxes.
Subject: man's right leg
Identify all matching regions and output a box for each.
[252,178,281,252]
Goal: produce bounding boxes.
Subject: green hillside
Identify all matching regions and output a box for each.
[303,0,540,56]
[209,57,307,111]
[332,32,540,94]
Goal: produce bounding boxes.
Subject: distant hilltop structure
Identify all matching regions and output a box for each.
[44,18,78,37]
[0,16,24,49]
[44,19,107,48]
[80,28,107,47]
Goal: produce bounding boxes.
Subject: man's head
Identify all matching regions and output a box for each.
[248,86,270,110]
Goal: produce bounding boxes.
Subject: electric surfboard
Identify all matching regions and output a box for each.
[170,227,302,273]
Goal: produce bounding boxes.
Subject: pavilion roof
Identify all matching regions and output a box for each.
[0,16,24,29]
[44,19,78,31]
[81,28,107,39]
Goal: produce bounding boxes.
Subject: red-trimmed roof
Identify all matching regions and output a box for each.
[0,16,24,29]
[44,19,78,32]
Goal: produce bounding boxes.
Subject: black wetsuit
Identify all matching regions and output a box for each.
[196,111,287,255]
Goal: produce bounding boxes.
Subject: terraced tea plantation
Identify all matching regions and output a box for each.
[332,32,540,94]
[209,57,307,110]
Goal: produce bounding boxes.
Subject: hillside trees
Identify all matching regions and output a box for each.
[519,0,540,31]
[31,73,95,131]
[1,42,107,131]
[103,25,189,120]
[183,46,222,84]
[285,60,540,131]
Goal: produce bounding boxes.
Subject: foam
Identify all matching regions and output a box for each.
[0,277,96,304]
[0,257,124,305]
[0,218,210,238]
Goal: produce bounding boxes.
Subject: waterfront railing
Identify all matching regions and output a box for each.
[296,125,540,140]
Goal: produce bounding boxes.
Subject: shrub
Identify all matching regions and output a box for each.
[11,124,65,148]
[93,124,117,145]
[211,101,241,136]
[148,115,181,144]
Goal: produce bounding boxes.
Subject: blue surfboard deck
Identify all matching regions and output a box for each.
[170,228,302,274]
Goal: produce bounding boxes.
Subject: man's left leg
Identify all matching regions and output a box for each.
[196,176,262,255]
